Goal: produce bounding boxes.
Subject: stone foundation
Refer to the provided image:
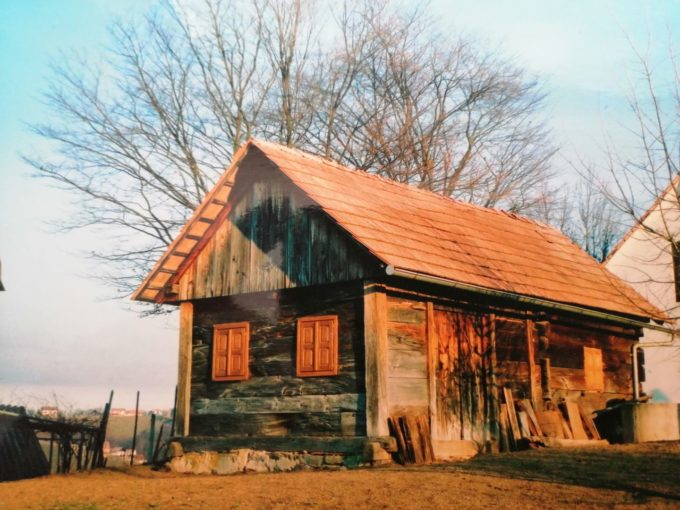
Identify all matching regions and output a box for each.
[166,440,392,475]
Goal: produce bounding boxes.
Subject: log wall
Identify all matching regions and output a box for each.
[189,282,366,437]
[546,320,636,412]
[494,316,637,413]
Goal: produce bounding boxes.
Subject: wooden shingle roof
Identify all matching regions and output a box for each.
[133,139,660,320]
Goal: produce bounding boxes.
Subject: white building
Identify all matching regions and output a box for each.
[605,177,680,402]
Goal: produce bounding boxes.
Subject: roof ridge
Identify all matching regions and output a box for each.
[251,138,553,232]
[132,137,662,321]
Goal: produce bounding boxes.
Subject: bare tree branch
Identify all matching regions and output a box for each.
[27,0,558,305]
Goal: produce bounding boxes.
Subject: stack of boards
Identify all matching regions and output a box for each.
[499,387,605,451]
[388,392,606,463]
[388,415,435,464]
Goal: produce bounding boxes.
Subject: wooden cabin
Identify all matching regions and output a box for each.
[133,139,662,468]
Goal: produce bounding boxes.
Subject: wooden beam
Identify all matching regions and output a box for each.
[178,435,393,454]
[526,319,541,407]
[540,357,551,401]
[171,201,236,289]
[145,285,166,291]
[364,282,389,437]
[488,314,500,444]
[426,301,437,440]
[177,302,193,436]
[563,401,588,440]
[503,387,521,442]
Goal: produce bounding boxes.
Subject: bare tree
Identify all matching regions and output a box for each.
[26,0,557,300]
[315,4,557,213]
[599,44,679,242]
[592,36,680,326]
[562,174,624,262]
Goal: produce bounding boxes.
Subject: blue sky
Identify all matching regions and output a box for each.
[1,0,679,409]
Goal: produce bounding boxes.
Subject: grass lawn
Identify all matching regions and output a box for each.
[1,442,678,509]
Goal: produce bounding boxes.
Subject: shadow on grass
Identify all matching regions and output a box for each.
[396,443,680,502]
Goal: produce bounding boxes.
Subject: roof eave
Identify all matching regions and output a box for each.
[131,139,257,303]
[390,266,670,332]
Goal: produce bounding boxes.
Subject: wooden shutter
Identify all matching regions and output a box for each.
[213,322,250,381]
[296,316,338,377]
[299,320,316,373]
[583,346,604,392]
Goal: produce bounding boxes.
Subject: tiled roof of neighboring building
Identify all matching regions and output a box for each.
[133,139,661,320]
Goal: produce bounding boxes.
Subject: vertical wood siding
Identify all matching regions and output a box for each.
[431,307,492,443]
[383,286,639,448]
[385,296,429,416]
[189,282,366,438]
[178,152,375,300]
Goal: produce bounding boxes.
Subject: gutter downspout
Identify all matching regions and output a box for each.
[388,266,671,333]
[632,337,677,400]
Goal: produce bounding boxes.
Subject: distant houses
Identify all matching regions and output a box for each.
[110,408,145,417]
[108,408,172,417]
[38,407,59,419]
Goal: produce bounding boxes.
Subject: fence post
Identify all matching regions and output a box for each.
[130,391,140,466]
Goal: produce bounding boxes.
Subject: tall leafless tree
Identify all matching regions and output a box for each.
[589,37,680,330]
[26,0,557,299]
[565,175,624,262]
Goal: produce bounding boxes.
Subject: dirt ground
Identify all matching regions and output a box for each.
[1,442,679,509]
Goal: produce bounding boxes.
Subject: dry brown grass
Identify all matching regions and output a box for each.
[1,442,678,509]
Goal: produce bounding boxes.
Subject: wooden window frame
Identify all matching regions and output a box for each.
[296,315,339,377]
[212,322,250,382]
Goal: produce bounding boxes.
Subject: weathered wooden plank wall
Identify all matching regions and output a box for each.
[178,151,376,301]
[385,296,429,417]
[382,283,639,450]
[189,282,366,437]
[495,317,531,398]
[431,306,491,443]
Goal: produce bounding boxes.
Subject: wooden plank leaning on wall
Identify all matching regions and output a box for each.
[364,282,389,437]
[526,319,542,408]
[177,302,194,436]
[426,302,437,437]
